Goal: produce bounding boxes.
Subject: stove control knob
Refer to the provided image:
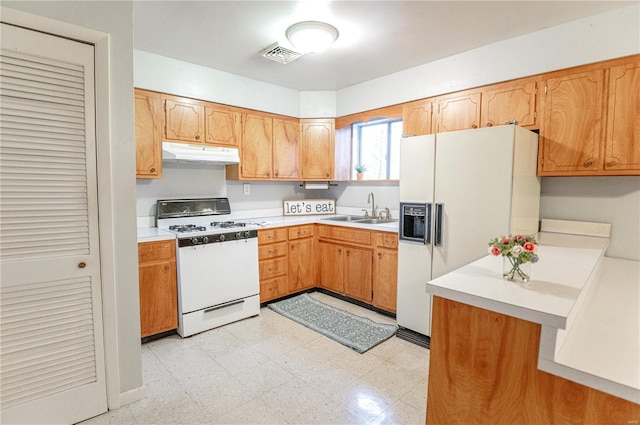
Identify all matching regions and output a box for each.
[202,236,209,244]
[191,237,199,245]
[219,234,225,242]
[244,231,250,238]
[235,232,242,239]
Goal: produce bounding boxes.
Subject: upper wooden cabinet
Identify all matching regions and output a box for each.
[481,78,538,128]
[272,117,300,179]
[205,104,241,147]
[604,61,640,173]
[134,89,163,179]
[240,113,273,179]
[435,90,481,132]
[403,99,433,136]
[164,97,205,143]
[300,119,335,180]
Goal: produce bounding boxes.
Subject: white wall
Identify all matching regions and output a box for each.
[134,50,301,117]
[3,0,142,404]
[336,3,640,116]
[540,177,640,261]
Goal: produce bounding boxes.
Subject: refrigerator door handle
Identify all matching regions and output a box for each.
[425,203,432,245]
[434,203,444,247]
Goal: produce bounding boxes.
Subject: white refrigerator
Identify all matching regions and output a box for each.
[397,125,540,337]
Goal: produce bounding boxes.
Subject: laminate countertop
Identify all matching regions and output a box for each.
[426,231,639,404]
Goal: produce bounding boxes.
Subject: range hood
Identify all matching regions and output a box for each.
[162,142,240,164]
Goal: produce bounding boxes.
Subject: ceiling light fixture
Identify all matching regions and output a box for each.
[285,21,339,54]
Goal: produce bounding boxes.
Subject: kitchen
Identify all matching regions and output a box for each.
[1,1,639,424]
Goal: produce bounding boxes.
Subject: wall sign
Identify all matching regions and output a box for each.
[283,199,336,216]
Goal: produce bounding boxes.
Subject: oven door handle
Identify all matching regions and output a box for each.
[204,299,245,313]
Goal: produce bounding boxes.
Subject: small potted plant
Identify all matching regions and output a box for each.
[354,164,366,180]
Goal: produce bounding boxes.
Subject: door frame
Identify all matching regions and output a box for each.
[1,7,130,411]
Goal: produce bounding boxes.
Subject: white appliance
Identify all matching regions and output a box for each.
[156,198,260,337]
[162,142,240,164]
[397,125,540,340]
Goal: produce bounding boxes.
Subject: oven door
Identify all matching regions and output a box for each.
[176,238,259,314]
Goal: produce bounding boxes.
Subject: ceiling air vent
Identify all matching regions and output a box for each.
[260,42,303,64]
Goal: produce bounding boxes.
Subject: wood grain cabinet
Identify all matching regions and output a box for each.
[480,78,538,129]
[435,89,482,133]
[288,225,315,293]
[204,104,241,147]
[164,97,205,143]
[134,89,163,179]
[138,240,178,338]
[300,119,335,180]
[538,56,640,176]
[239,113,273,179]
[373,232,398,312]
[272,117,300,179]
[402,99,434,136]
[258,227,289,302]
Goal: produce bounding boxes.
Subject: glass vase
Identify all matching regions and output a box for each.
[502,257,531,283]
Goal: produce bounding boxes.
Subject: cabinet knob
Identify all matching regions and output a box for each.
[584,160,594,168]
[486,122,493,127]
[607,160,618,167]
[266,171,270,177]
[275,171,279,177]
[325,173,330,177]
[163,266,170,272]
[78,262,86,268]
[291,245,295,251]
[150,167,156,173]
[378,252,382,258]
[471,124,478,129]
[195,135,200,140]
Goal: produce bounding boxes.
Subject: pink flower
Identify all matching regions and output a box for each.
[491,246,501,256]
[515,235,527,242]
[502,237,511,244]
[524,242,536,252]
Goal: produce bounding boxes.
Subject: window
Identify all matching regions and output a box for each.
[352,118,402,180]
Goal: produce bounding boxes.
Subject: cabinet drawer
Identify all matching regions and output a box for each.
[259,241,287,260]
[259,257,288,280]
[376,232,398,249]
[317,225,371,245]
[260,275,288,303]
[258,228,288,244]
[289,225,314,240]
[138,240,175,263]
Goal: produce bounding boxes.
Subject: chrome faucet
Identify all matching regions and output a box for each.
[367,192,377,218]
[379,207,391,220]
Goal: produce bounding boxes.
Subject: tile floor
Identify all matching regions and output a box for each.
[80,292,430,425]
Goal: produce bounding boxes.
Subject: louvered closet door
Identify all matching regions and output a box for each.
[0,23,107,424]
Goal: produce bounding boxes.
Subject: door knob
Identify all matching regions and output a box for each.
[78,262,87,268]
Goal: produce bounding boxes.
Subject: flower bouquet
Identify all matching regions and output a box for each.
[488,234,539,282]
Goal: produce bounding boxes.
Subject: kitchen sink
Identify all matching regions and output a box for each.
[355,218,398,225]
[324,215,366,222]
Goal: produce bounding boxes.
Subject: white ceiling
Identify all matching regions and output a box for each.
[133,1,633,91]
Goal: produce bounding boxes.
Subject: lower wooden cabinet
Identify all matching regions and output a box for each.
[138,240,178,337]
[258,228,289,303]
[318,240,345,293]
[343,246,373,302]
[373,248,398,312]
[288,225,315,293]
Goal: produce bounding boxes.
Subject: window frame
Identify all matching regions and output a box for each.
[353,117,402,180]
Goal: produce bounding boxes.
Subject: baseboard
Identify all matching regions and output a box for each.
[119,385,146,407]
[396,326,430,349]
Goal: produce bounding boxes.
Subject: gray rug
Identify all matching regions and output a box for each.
[268,293,398,353]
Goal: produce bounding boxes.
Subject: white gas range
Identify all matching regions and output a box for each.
[156,198,261,337]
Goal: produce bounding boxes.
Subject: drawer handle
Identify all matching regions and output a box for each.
[195,135,200,140]
[378,252,382,258]
[163,266,170,272]
[584,160,594,168]
[471,124,478,129]
[150,167,156,173]
[204,299,244,313]
[486,122,493,127]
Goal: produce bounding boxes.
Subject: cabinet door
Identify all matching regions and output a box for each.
[318,241,344,293]
[139,260,177,337]
[539,70,605,175]
[373,248,397,312]
[481,79,538,128]
[435,91,481,132]
[205,105,241,147]
[288,237,314,292]
[164,98,205,143]
[604,62,640,173]
[273,118,300,179]
[343,246,373,303]
[403,99,433,136]
[134,90,162,178]
[301,119,335,180]
[241,113,272,179]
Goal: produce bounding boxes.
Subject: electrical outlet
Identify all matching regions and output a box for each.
[243,183,250,195]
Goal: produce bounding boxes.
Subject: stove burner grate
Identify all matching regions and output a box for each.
[169,224,207,233]
[210,221,246,229]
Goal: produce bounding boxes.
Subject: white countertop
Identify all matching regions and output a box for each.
[426,231,640,404]
[137,214,398,242]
